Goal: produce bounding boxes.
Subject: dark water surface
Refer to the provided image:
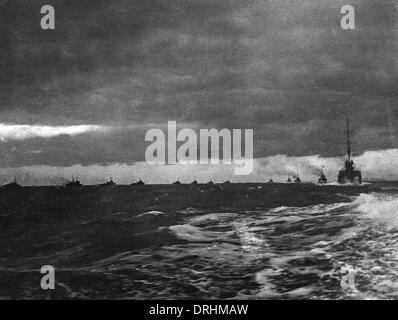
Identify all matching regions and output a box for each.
[1,182,397,299]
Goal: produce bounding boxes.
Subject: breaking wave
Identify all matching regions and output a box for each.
[353,193,398,229]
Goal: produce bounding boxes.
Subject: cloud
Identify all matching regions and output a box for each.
[1,0,398,168]
[0,123,110,141]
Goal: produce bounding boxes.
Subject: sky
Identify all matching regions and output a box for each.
[0,0,397,184]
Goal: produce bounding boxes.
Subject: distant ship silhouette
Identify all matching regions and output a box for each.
[294,166,302,183]
[65,177,82,187]
[2,177,22,189]
[132,178,145,185]
[338,117,362,184]
[318,166,328,184]
[100,177,116,186]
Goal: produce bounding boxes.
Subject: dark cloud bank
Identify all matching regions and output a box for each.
[0,0,397,168]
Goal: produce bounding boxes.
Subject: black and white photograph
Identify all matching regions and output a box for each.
[1,0,398,304]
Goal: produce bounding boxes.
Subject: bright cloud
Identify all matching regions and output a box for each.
[0,124,110,141]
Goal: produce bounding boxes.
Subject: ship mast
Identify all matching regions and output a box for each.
[346,116,351,161]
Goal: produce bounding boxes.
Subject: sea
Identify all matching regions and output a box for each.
[1,181,398,299]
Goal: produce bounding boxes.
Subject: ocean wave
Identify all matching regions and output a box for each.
[169,223,237,244]
[324,182,372,186]
[267,202,350,217]
[6,183,398,299]
[353,193,398,229]
[136,211,165,218]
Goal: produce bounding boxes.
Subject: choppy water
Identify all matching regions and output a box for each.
[1,183,398,299]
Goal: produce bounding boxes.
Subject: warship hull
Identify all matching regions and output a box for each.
[338,170,362,184]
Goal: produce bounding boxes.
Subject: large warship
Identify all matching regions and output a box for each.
[338,117,362,184]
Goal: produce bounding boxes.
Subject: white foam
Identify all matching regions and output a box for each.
[169,223,237,243]
[136,211,165,217]
[169,224,209,242]
[267,202,349,218]
[353,193,398,229]
[189,212,238,224]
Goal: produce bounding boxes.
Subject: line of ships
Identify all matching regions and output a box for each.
[271,116,361,185]
[2,117,362,188]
